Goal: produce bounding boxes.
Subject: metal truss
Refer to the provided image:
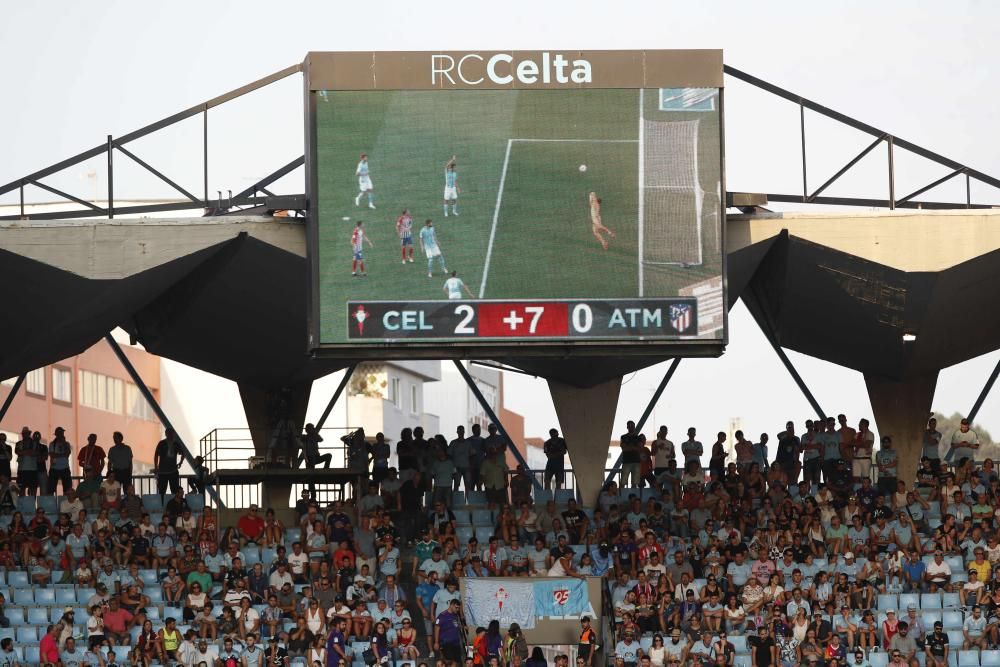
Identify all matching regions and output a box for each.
[4,62,999,221]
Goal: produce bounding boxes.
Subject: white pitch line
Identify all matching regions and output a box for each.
[479,138,513,298]
[638,88,645,297]
[510,138,639,143]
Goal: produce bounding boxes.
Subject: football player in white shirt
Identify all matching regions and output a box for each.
[442,271,474,300]
[355,153,375,209]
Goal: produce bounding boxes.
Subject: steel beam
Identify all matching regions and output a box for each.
[104,334,225,508]
[452,360,542,491]
[0,375,25,424]
[0,194,306,221]
[315,365,356,431]
[232,156,305,201]
[115,144,200,204]
[807,136,885,202]
[603,358,682,485]
[766,338,826,421]
[968,357,1000,424]
[896,168,965,206]
[28,180,104,213]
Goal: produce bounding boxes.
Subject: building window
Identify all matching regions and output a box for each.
[78,370,124,414]
[410,384,419,415]
[52,367,72,403]
[389,377,401,409]
[126,383,156,421]
[25,369,45,397]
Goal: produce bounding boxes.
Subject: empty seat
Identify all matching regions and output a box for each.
[111,645,131,661]
[4,608,23,626]
[11,590,31,606]
[27,607,48,625]
[15,497,35,514]
[146,588,164,604]
[942,611,964,629]
[923,610,943,627]
[982,650,1000,666]
[466,491,487,504]
[187,495,205,512]
[15,626,37,643]
[50,607,64,623]
[534,490,553,505]
[868,653,888,667]
[454,512,473,527]
[877,594,897,610]
[921,593,943,609]
[6,571,27,589]
[948,630,965,647]
[56,588,76,605]
[452,491,466,506]
[164,606,183,621]
[261,547,278,565]
[732,656,752,667]
[146,606,160,620]
[943,592,961,608]
[142,494,164,511]
[140,569,160,585]
[23,647,39,665]
[639,637,652,653]
[243,545,261,566]
[471,509,493,526]
[729,636,747,653]
[554,489,575,504]
[946,556,964,571]
[77,587,96,603]
[899,593,920,610]
[35,588,55,605]
[958,650,981,666]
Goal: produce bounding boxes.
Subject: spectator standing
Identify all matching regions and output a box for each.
[449,426,471,491]
[948,418,980,464]
[78,433,107,479]
[620,422,642,488]
[876,436,899,495]
[14,427,40,495]
[301,423,332,470]
[543,428,568,491]
[105,431,134,492]
[48,426,73,495]
[154,428,184,497]
[923,417,943,474]
[0,434,11,480]
[681,427,703,469]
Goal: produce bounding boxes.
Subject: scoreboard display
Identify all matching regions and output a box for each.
[305,50,726,353]
[347,299,697,341]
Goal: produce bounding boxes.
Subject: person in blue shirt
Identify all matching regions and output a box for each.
[327,617,349,667]
[901,550,927,592]
[434,598,464,664]
[415,571,441,634]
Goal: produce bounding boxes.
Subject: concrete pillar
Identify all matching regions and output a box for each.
[864,371,938,488]
[548,378,621,508]
[238,381,312,509]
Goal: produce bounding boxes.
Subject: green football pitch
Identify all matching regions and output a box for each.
[315,88,720,344]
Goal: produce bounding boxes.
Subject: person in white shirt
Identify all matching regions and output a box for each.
[925,551,953,592]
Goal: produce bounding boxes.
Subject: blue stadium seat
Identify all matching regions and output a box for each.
[11,590,31,606]
[50,607,64,623]
[982,650,1000,666]
[151,512,164,526]
[732,656,752,667]
[466,491,487,505]
[454,512,473,527]
[187,494,205,512]
[922,593,943,609]
[74,607,87,619]
[27,607,48,625]
[142,494,164,511]
[534,490,553,505]
[261,546,278,565]
[943,592,961,608]
[947,630,965,647]
[284,528,299,545]
[130,626,142,644]
[452,491,466,506]
[952,571,969,584]
[23,647,39,665]
[942,611,964,629]
[471,509,493,526]
[926,501,942,517]
[164,606,183,621]
[146,606,160,620]
[243,545,261,566]
[56,588,76,605]
[146,588,163,604]
[639,637,653,653]
[111,645,131,662]
[456,526,475,546]
[35,588,55,605]
[77,587,96,603]
[868,653,888,667]
[554,489,575,504]
[37,495,58,514]
[15,626,37,643]
[140,569,160,585]
[15,496,34,514]
[899,593,920,610]
[877,594,897,610]
[946,555,964,571]
[4,608,24,626]
[923,610,943,627]
[958,650,980,666]
[729,636,748,654]
[6,571,27,589]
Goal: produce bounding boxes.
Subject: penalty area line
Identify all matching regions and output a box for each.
[479,138,513,299]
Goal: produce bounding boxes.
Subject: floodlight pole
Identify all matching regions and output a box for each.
[315,365,356,431]
[968,357,1000,424]
[0,375,26,423]
[104,334,225,508]
[452,360,542,491]
[603,358,681,486]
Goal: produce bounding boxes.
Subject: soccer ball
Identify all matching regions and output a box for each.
[579,164,587,173]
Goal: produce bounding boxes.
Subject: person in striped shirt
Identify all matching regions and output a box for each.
[396,209,414,264]
[350,221,374,277]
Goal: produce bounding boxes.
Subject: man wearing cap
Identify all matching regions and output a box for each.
[963,605,988,649]
[925,620,949,667]
[664,628,687,662]
[925,551,952,592]
[961,568,985,607]
[264,634,288,666]
[903,605,926,648]
[434,598,464,664]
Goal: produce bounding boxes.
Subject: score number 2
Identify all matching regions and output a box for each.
[454,304,475,334]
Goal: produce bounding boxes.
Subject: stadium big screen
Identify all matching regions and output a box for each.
[305,50,726,354]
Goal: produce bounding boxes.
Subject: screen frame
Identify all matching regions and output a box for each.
[304,51,728,359]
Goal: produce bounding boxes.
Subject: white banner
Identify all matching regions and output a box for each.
[463,579,536,630]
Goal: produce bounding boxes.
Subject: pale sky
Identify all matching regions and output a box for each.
[2,0,999,447]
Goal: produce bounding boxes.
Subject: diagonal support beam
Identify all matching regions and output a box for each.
[232,156,305,201]
[604,358,682,485]
[29,180,105,212]
[115,144,200,203]
[807,136,885,202]
[104,334,225,508]
[453,360,542,491]
[896,168,966,206]
[968,356,1000,424]
[315,365,356,431]
[767,339,826,421]
[0,375,26,424]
